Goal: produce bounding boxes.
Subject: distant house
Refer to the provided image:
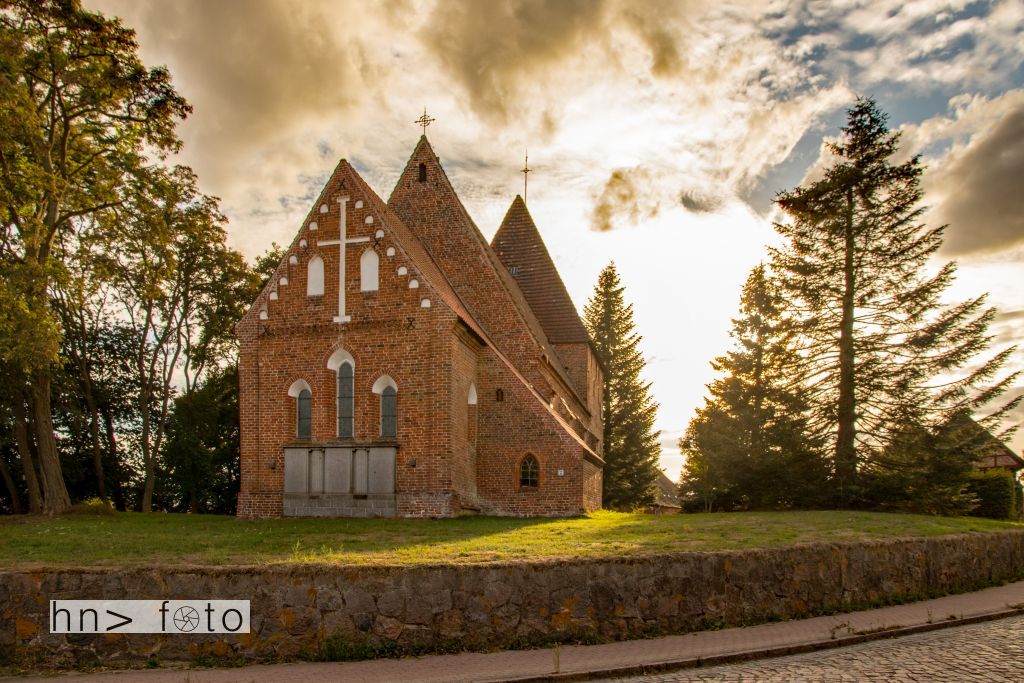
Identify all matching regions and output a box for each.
[647,472,682,514]
[941,413,1024,477]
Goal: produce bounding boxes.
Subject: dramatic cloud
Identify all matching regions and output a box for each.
[91,0,376,195]
[591,167,665,231]
[418,0,611,123]
[929,105,1024,255]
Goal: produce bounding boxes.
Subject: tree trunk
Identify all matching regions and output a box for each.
[31,369,71,515]
[12,394,42,513]
[141,402,154,511]
[835,188,858,505]
[82,384,108,504]
[0,455,22,514]
[101,406,127,511]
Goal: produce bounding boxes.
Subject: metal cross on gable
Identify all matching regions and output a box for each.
[415,107,435,134]
[521,152,532,201]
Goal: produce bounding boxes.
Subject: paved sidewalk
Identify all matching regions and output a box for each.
[12,581,1024,683]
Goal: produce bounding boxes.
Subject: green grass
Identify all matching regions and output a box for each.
[0,509,1019,569]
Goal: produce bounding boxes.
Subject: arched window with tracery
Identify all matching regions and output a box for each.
[519,455,539,488]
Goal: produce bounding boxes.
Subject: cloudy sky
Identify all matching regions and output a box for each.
[90,0,1024,476]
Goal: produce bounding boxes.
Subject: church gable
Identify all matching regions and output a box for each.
[237,159,453,334]
[386,137,588,413]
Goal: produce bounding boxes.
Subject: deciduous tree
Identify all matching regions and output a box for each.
[0,0,189,513]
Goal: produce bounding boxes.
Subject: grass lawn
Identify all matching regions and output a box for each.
[1,508,1020,570]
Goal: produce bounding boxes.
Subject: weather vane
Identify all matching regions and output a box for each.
[415,107,435,135]
[521,151,532,201]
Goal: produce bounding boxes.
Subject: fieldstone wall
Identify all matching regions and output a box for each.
[4,531,1024,668]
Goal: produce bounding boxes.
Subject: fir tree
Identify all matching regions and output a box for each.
[584,263,661,509]
[680,265,827,511]
[771,98,1019,505]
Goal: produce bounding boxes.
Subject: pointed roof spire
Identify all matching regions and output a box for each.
[491,196,591,345]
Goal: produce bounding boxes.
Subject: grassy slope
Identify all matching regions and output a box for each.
[0,509,1019,569]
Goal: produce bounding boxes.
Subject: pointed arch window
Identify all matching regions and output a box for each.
[307,255,325,296]
[288,379,313,440]
[373,375,398,439]
[297,390,312,439]
[360,249,379,292]
[520,455,539,488]
[417,162,427,182]
[328,349,355,439]
[381,387,397,438]
[337,362,354,438]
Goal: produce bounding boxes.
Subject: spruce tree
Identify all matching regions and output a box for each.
[584,263,661,510]
[771,98,1019,505]
[680,265,827,510]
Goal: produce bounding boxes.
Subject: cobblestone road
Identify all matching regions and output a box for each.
[594,614,1024,682]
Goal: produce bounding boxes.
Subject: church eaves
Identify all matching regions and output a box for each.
[491,195,591,346]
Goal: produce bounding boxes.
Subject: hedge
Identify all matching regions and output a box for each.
[966,469,1017,520]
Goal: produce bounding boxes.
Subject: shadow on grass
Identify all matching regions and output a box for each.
[0,509,1019,568]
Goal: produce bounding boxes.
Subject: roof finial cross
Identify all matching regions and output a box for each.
[415,107,435,135]
[521,151,532,201]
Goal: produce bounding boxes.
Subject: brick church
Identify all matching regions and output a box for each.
[236,135,604,518]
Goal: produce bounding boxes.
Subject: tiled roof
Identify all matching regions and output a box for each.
[491,196,591,345]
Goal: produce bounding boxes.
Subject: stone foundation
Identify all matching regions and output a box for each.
[4,531,1024,668]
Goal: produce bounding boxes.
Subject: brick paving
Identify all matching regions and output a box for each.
[595,614,1024,682]
[10,580,1024,683]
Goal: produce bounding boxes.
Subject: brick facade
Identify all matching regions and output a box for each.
[236,137,603,518]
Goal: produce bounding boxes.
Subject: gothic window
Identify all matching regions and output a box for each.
[418,162,427,182]
[519,455,539,488]
[381,386,397,438]
[288,379,313,440]
[337,362,354,438]
[372,375,398,439]
[360,249,379,292]
[496,388,504,402]
[297,390,312,439]
[307,255,324,296]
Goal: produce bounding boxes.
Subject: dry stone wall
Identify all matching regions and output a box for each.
[4,531,1024,668]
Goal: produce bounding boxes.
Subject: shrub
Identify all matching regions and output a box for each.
[966,470,1016,520]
